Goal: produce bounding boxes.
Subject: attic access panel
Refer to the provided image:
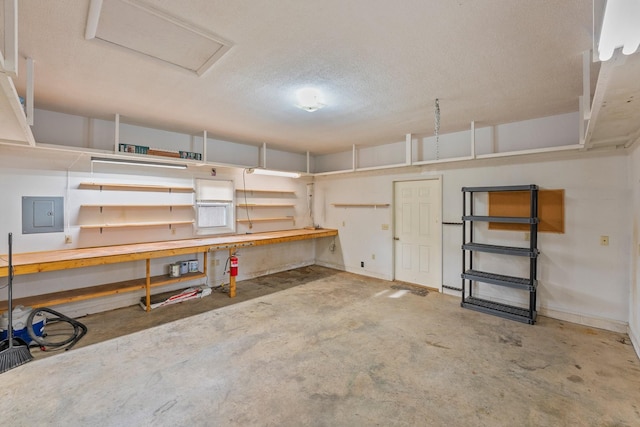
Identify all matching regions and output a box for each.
[86,0,232,76]
[22,196,64,234]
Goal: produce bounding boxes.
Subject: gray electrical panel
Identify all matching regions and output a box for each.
[22,196,64,234]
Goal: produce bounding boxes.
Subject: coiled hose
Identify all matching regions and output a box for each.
[27,307,87,351]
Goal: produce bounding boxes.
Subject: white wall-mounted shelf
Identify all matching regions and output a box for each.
[237,204,295,208]
[79,182,195,232]
[81,204,193,213]
[80,220,195,232]
[236,217,294,223]
[79,182,194,193]
[332,203,390,208]
[236,189,296,195]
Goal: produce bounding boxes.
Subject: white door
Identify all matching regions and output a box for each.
[394,179,442,288]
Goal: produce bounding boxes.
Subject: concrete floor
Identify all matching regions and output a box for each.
[2,266,640,426]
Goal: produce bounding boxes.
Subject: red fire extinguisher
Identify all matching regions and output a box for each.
[229,255,238,277]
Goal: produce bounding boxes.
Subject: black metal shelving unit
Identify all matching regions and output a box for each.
[461,184,539,324]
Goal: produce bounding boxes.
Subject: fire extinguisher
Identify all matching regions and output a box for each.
[229,255,238,277]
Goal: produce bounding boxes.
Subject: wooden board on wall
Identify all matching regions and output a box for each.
[488,189,564,233]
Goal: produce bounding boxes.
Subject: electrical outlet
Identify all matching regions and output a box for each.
[524,232,530,241]
[65,235,72,244]
[361,261,364,268]
[600,235,609,246]
[381,224,389,230]
[342,221,346,227]
[371,254,375,260]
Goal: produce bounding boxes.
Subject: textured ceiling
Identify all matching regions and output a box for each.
[13,0,595,155]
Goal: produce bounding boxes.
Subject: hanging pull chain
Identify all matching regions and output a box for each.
[434,98,440,160]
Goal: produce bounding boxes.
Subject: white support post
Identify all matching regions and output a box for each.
[26,57,34,126]
[2,0,18,76]
[470,121,476,158]
[114,113,120,152]
[579,96,585,146]
[582,50,591,120]
[352,144,357,171]
[202,130,207,162]
[261,142,267,168]
[405,133,412,165]
[306,151,310,174]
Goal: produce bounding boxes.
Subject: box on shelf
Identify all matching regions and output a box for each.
[118,143,149,154]
[179,151,202,161]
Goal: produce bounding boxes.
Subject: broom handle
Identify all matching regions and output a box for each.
[7,233,13,349]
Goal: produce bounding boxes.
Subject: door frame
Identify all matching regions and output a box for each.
[392,176,443,291]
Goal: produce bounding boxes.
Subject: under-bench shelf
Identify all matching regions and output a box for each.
[0,272,207,312]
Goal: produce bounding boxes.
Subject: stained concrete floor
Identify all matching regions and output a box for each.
[2,265,640,426]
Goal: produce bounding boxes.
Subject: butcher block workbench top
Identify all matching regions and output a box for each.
[0,228,338,277]
[0,228,338,312]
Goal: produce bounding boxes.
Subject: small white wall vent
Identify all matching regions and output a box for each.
[85,0,232,76]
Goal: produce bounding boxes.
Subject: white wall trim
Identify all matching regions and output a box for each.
[629,324,640,359]
[315,260,392,281]
[539,306,628,333]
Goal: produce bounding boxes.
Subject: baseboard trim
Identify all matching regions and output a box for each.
[538,307,628,333]
[629,324,640,359]
[314,261,392,281]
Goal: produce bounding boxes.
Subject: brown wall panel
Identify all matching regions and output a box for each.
[488,189,564,233]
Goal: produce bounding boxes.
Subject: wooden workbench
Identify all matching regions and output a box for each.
[0,228,338,312]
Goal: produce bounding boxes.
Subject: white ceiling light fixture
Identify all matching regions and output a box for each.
[247,168,301,178]
[597,0,640,61]
[91,156,188,169]
[295,87,326,112]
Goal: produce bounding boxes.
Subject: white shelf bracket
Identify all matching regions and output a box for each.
[405,133,412,165]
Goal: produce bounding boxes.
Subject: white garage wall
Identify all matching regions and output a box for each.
[0,145,316,317]
[314,150,631,332]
